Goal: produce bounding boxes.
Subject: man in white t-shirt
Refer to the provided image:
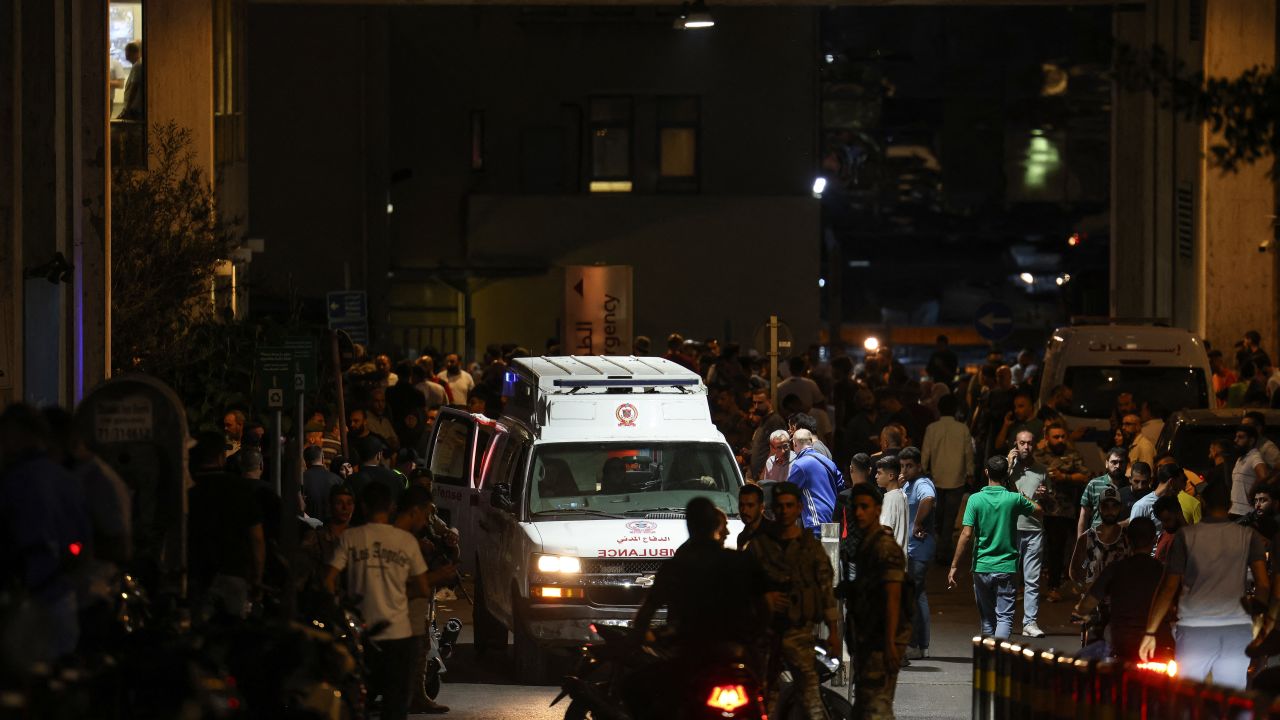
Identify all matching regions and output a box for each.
[875,454,909,560]
[1231,425,1270,518]
[1140,480,1268,689]
[326,483,454,720]
[436,353,476,407]
[1243,412,1280,472]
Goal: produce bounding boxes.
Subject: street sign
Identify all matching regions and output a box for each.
[753,319,794,359]
[254,335,318,411]
[327,291,369,347]
[975,301,1015,342]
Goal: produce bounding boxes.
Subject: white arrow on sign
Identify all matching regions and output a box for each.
[978,313,1013,330]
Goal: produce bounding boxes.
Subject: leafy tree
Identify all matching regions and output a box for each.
[111,121,239,377]
[1116,45,1280,177]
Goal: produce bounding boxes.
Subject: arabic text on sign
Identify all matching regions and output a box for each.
[93,396,155,443]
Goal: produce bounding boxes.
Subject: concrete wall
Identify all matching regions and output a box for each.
[2,0,111,406]
[148,0,214,173]
[246,5,381,302]
[246,5,821,348]
[467,195,821,354]
[1110,0,1203,330]
[1200,0,1278,358]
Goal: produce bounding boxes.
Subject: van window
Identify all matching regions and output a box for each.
[429,415,471,486]
[528,442,740,517]
[479,429,523,489]
[1063,366,1209,419]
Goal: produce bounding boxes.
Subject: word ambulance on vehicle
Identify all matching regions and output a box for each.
[423,356,745,683]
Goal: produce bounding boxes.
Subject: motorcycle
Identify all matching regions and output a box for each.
[552,624,767,720]
[772,644,854,720]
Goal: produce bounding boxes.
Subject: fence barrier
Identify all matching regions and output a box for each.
[971,636,1276,720]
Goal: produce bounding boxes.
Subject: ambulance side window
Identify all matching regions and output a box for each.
[510,440,532,509]
[430,415,471,486]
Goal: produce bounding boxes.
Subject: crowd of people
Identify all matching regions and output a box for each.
[5,327,1280,718]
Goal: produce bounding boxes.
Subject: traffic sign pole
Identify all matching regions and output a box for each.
[769,315,779,409]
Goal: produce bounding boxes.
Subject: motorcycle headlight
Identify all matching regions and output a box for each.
[535,554,582,574]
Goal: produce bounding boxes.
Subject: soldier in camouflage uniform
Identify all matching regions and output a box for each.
[1033,420,1091,601]
[841,484,911,719]
[749,482,841,720]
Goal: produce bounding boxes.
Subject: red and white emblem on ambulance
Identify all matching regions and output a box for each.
[616,403,638,427]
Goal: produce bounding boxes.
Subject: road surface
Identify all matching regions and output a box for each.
[421,562,1084,719]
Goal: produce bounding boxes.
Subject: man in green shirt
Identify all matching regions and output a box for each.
[1078,447,1128,537]
[948,455,1041,639]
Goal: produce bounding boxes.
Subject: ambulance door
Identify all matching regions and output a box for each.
[424,407,485,573]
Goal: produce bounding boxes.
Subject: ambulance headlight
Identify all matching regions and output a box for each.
[535,554,582,574]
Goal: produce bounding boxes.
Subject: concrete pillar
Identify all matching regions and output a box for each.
[148,0,214,174]
[1199,0,1279,359]
[1110,0,1203,329]
[1,0,111,407]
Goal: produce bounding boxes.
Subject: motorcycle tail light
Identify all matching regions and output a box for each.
[1136,660,1178,677]
[706,684,749,713]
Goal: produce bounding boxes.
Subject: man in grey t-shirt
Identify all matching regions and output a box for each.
[1140,480,1269,689]
[1009,430,1047,638]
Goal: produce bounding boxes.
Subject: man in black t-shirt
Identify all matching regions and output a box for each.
[188,432,264,618]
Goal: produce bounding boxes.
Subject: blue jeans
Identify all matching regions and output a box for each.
[1018,530,1043,626]
[974,572,1018,640]
[908,558,930,649]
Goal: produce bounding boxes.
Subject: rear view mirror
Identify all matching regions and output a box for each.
[490,483,514,512]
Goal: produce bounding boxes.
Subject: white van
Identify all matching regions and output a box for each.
[1038,321,1213,471]
[423,356,745,683]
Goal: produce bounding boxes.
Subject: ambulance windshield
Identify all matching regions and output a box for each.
[528,442,741,517]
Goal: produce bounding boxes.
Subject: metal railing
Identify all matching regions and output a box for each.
[971,636,1271,719]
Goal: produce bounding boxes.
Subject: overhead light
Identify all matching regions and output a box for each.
[675,0,714,29]
[818,277,826,288]
[812,177,827,197]
[1019,272,1035,285]
[824,54,836,64]
[863,336,880,352]
[1055,276,1064,286]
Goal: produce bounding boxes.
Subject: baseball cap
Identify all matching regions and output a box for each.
[1099,485,1122,504]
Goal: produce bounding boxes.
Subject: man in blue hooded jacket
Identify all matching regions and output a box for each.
[787,429,843,536]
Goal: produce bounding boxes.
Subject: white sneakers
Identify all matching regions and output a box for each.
[1022,622,1046,638]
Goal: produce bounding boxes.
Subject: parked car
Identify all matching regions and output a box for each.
[1155,408,1280,480]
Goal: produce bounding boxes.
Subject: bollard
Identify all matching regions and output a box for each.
[1031,650,1056,718]
[1072,658,1094,720]
[1053,654,1076,720]
[1118,660,1151,720]
[973,637,990,720]
[1091,660,1120,720]
[1015,646,1039,720]
[996,642,1017,719]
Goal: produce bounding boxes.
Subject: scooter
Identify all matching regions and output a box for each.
[773,645,854,720]
[422,597,463,702]
[552,624,767,720]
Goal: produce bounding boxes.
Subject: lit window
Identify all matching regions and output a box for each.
[108,2,145,167]
[657,96,699,192]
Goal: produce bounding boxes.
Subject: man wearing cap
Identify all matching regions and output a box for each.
[1069,485,1129,589]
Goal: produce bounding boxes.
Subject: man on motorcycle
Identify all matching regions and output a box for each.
[629,496,772,717]
[748,482,842,720]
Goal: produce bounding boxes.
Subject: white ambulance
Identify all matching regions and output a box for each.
[423,356,745,683]
[1038,321,1213,472]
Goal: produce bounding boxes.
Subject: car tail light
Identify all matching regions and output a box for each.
[706,684,750,712]
[1136,660,1178,677]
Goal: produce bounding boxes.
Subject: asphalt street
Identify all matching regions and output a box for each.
[420,562,1085,719]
